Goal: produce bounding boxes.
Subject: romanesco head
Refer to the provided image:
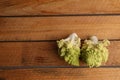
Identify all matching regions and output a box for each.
[81,36,110,68]
[57,33,81,66]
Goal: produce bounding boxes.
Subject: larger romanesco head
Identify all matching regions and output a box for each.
[81,36,110,68]
[57,33,81,66]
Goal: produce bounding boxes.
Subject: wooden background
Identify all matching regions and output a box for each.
[0,0,120,80]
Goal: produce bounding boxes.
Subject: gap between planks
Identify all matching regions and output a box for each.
[2,14,120,17]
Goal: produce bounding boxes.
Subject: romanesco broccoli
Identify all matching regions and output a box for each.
[57,33,81,66]
[81,36,110,67]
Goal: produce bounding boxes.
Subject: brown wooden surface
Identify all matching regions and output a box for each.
[0,41,119,67]
[0,0,120,80]
[0,68,120,80]
[0,16,120,41]
[1,0,120,16]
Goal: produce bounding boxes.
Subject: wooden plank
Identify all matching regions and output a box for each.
[0,68,120,80]
[0,42,67,66]
[1,0,120,16]
[0,16,120,41]
[0,41,119,66]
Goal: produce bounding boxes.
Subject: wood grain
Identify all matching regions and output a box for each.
[0,16,120,41]
[0,0,120,80]
[1,0,120,16]
[0,41,119,66]
[0,68,120,80]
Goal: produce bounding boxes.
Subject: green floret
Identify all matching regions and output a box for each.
[81,36,110,68]
[57,33,81,66]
